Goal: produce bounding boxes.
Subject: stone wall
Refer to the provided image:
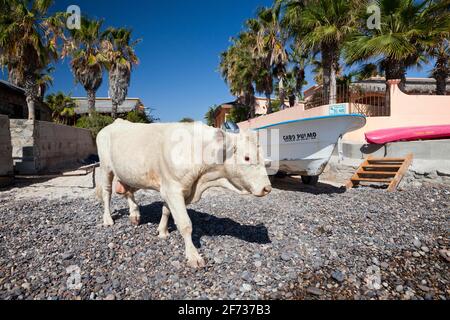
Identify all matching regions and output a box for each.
[10,120,97,174]
[0,115,13,186]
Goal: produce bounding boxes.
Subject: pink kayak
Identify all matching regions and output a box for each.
[365,125,450,144]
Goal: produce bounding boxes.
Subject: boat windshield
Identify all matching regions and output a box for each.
[222,121,240,133]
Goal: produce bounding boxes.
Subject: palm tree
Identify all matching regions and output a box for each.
[0,0,60,120]
[63,17,105,116]
[204,105,219,127]
[284,0,360,104]
[102,27,139,118]
[253,3,288,113]
[37,66,55,101]
[345,0,444,92]
[220,32,258,118]
[430,40,450,95]
[289,45,309,100]
[45,92,76,125]
[426,0,450,95]
[354,63,383,81]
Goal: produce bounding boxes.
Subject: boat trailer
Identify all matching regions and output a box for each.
[13,163,100,189]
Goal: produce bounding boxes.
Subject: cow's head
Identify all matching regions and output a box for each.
[218,129,272,197]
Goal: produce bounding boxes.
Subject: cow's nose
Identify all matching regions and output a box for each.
[263,185,272,195]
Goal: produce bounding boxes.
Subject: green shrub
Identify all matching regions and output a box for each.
[76,112,114,138]
[271,100,281,113]
[228,104,250,123]
[179,117,195,123]
[126,110,152,123]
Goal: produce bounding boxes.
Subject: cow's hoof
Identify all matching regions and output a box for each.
[187,254,206,269]
[158,230,170,240]
[103,217,114,227]
[129,216,141,226]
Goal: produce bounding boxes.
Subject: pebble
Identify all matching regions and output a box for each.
[396,285,404,292]
[439,249,450,262]
[417,285,430,292]
[170,261,182,269]
[306,287,324,296]
[21,283,31,291]
[62,252,74,261]
[413,239,422,248]
[240,284,252,292]
[96,276,106,284]
[412,252,421,258]
[421,246,429,253]
[241,272,253,282]
[331,270,345,283]
[281,252,292,261]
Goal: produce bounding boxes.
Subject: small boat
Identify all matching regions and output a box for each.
[365,125,450,144]
[255,114,366,184]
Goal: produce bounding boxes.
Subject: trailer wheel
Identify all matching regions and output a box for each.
[301,175,319,186]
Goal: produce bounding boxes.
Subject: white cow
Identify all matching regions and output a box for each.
[96,119,272,268]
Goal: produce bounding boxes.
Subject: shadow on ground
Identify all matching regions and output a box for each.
[271,176,346,195]
[116,202,271,248]
[0,177,54,192]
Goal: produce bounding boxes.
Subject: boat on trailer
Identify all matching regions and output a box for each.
[255,114,366,185]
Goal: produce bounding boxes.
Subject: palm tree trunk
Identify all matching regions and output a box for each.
[266,93,272,114]
[384,59,407,111]
[87,89,96,116]
[296,68,305,100]
[26,97,36,121]
[322,43,339,105]
[244,85,256,119]
[278,76,285,108]
[289,95,296,108]
[24,73,39,121]
[321,44,332,105]
[434,56,448,95]
[330,69,337,104]
[436,74,447,95]
[111,103,118,119]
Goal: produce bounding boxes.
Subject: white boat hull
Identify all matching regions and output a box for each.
[256,115,366,176]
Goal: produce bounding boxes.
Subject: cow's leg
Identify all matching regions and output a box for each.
[163,192,205,268]
[125,191,141,226]
[157,203,171,239]
[101,169,115,226]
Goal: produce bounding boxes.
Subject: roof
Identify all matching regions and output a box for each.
[303,77,450,95]
[354,77,450,94]
[73,97,144,114]
[0,80,25,94]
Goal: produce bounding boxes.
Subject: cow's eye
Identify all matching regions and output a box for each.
[245,156,250,162]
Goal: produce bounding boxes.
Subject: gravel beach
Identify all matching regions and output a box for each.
[0,175,448,300]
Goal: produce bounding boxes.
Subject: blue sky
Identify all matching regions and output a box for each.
[2,0,433,122]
